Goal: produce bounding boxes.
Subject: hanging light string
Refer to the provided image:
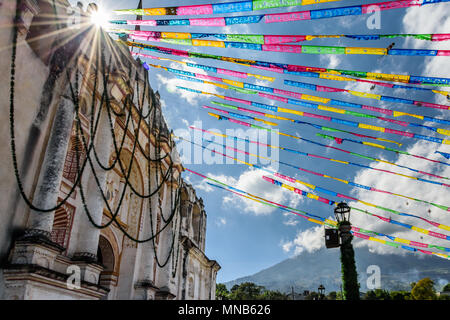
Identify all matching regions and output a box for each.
[184,168,450,259]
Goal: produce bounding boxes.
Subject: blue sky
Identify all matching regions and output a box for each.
[75,1,450,283]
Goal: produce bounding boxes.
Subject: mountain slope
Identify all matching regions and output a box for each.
[224,248,450,293]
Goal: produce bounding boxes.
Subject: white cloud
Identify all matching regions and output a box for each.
[319,54,342,70]
[215,217,227,227]
[281,225,325,256]
[283,217,300,227]
[203,167,307,215]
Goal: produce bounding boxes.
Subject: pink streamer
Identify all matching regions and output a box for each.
[189,17,226,26]
[409,241,429,248]
[265,11,311,23]
[432,34,450,41]
[264,35,307,44]
[353,232,370,240]
[428,231,447,240]
[127,20,156,26]
[196,74,223,82]
[437,50,450,56]
[384,128,414,137]
[262,44,303,53]
[303,112,331,121]
[316,85,346,93]
[362,105,393,116]
[177,4,213,15]
[258,92,288,103]
[273,88,303,99]
[361,1,420,14]
[224,96,252,105]
[251,65,285,73]
[217,68,247,78]
[237,107,264,116]
[229,118,251,127]
[414,101,449,110]
[376,116,409,127]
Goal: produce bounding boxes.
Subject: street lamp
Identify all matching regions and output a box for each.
[331,202,360,300]
[318,284,325,300]
[334,202,351,223]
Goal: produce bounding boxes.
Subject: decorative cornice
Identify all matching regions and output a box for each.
[16,229,65,253]
[134,279,158,290]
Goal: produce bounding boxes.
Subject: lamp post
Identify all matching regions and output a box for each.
[334,202,360,300]
[318,284,325,300]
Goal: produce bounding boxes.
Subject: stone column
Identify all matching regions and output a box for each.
[26,95,74,239]
[134,162,159,299]
[72,105,112,262]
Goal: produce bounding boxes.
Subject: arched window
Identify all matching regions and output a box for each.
[50,199,75,250]
[63,134,88,184]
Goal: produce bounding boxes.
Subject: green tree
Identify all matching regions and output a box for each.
[411,278,437,300]
[363,289,391,300]
[390,290,411,300]
[229,282,265,300]
[259,290,289,300]
[442,283,450,292]
[216,283,229,300]
[326,291,337,300]
[305,291,320,300]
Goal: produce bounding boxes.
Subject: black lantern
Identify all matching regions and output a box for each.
[325,228,339,248]
[334,202,351,223]
[318,284,325,299]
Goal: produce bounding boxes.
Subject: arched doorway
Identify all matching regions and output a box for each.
[98,235,116,299]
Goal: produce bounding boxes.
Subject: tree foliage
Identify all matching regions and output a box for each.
[216,282,289,300]
[411,278,436,300]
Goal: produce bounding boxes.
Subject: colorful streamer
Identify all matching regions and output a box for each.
[176,135,450,230]
[190,126,450,182]
[174,82,450,146]
[112,29,450,44]
[113,0,340,16]
[132,50,450,97]
[125,32,450,57]
[178,95,449,167]
[178,134,450,211]
[148,61,450,128]
[211,181,450,252]
[263,175,450,233]
[131,52,275,82]
[204,103,403,146]
[436,151,450,159]
[126,40,450,86]
[184,168,450,259]
[285,79,450,111]
[111,0,450,27]
[158,64,450,133]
